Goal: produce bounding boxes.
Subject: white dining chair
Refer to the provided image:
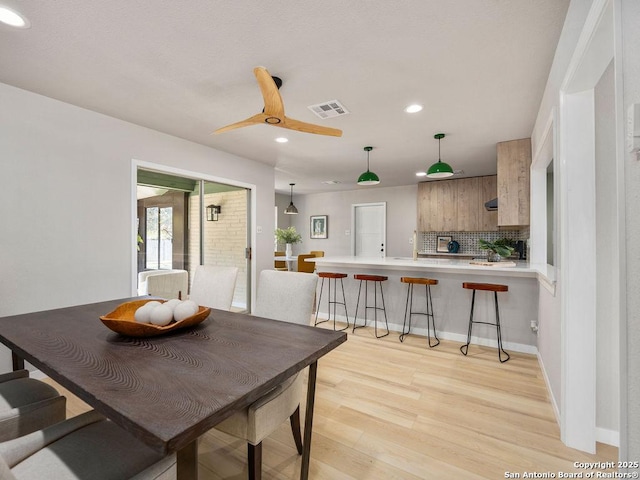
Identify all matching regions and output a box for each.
[214,270,318,480]
[0,410,176,479]
[188,265,239,311]
[0,370,66,442]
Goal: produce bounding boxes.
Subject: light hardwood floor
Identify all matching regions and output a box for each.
[44,323,617,479]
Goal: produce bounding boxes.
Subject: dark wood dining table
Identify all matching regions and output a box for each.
[0,297,347,479]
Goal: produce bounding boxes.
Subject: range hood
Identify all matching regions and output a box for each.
[484,198,498,211]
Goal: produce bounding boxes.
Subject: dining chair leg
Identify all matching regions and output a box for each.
[248,442,262,480]
[289,405,303,454]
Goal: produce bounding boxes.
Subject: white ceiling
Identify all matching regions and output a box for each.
[0,0,569,194]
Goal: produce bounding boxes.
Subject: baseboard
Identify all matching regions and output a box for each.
[596,427,620,447]
[537,352,561,426]
[320,313,538,355]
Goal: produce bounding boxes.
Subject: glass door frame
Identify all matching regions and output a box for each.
[132,160,255,312]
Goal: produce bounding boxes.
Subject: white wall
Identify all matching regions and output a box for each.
[537,272,562,420]
[530,0,628,451]
[287,185,418,258]
[0,82,275,371]
[275,193,292,231]
[594,60,619,437]
[621,0,640,463]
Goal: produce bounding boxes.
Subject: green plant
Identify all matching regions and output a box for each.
[275,226,302,244]
[478,238,515,257]
[137,234,144,251]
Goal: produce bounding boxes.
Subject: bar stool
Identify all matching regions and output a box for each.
[399,277,440,348]
[314,272,349,331]
[352,274,389,338]
[460,282,510,363]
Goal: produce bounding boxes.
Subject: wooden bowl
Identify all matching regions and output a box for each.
[100,299,211,337]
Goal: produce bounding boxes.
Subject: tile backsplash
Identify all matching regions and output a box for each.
[419,229,530,257]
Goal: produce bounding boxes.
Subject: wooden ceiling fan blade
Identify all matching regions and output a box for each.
[212,113,267,135]
[253,67,285,117]
[281,116,343,137]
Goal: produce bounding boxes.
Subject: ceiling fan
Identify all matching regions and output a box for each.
[212,67,343,137]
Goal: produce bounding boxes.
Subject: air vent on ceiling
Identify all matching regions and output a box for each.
[308,100,350,119]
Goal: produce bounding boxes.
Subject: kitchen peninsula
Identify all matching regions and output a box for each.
[312,256,553,354]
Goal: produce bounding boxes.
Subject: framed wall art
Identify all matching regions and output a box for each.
[436,235,452,253]
[310,215,328,239]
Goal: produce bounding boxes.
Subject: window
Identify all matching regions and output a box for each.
[546,160,555,266]
[145,206,173,269]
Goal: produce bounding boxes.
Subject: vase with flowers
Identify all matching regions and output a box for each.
[275,227,302,257]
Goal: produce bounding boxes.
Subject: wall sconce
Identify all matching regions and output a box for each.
[206,204,221,221]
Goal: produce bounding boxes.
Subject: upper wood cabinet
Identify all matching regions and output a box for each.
[456,177,479,231]
[478,175,499,231]
[417,175,497,232]
[497,138,531,226]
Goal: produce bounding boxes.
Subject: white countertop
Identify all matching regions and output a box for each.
[312,255,556,287]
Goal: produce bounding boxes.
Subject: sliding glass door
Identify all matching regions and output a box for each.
[136,169,250,311]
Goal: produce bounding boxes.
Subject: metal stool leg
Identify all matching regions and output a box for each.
[352,280,365,332]
[460,289,476,356]
[338,278,349,330]
[494,291,510,363]
[425,284,440,348]
[329,278,349,331]
[314,277,328,326]
[399,283,413,342]
[374,281,389,338]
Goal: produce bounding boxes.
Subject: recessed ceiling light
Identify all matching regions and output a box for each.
[404,104,423,114]
[321,180,341,185]
[275,137,288,143]
[0,6,30,28]
[416,172,427,177]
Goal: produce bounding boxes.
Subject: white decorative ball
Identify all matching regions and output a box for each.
[164,299,182,313]
[181,300,199,313]
[134,305,153,324]
[174,301,198,321]
[149,304,173,326]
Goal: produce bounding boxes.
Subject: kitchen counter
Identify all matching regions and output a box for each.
[311,256,548,354]
[313,255,544,277]
[418,252,476,259]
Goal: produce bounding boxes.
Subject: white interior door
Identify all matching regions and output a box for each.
[352,203,386,257]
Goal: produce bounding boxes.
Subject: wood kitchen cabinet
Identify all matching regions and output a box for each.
[417,175,497,232]
[497,138,531,226]
[456,177,479,231]
[418,178,453,231]
[478,175,498,231]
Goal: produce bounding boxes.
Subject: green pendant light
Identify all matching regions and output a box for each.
[357,146,380,185]
[427,133,454,178]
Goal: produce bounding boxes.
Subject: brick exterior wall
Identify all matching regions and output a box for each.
[188,190,247,308]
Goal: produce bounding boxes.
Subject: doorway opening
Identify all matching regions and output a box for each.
[136,169,250,311]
